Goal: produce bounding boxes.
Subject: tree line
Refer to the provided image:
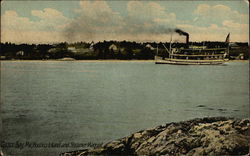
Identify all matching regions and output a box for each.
[0,41,248,60]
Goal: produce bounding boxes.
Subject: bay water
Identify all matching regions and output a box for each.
[1,61,249,156]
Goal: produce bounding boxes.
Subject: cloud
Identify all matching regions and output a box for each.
[222,20,247,29]
[222,20,248,35]
[175,4,249,42]
[1,10,34,31]
[1,8,70,32]
[194,4,248,25]
[63,1,178,42]
[1,1,249,43]
[31,8,70,31]
[177,22,248,42]
[1,8,70,43]
[78,1,120,21]
[124,1,176,34]
[127,1,172,20]
[1,30,65,44]
[31,8,68,24]
[64,1,124,41]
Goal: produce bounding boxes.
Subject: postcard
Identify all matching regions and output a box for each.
[0,1,249,156]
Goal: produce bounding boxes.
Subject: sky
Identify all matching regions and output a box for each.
[1,0,249,43]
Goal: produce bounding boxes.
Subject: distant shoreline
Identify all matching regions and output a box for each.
[0,59,155,62]
[0,59,249,62]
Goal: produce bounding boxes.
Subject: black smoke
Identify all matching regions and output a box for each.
[175,29,189,36]
[175,28,189,45]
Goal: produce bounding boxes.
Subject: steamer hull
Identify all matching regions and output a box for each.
[155,58,227,65]
[155,47,229,65]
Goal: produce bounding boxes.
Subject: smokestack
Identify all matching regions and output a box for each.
[175,29,189,46]
[186,35,189,45]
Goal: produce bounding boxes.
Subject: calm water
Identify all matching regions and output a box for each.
[1,61,249,156]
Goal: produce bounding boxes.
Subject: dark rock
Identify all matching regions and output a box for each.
[60,117,250,156]
[217,108,227,111]
[197,105,206,107]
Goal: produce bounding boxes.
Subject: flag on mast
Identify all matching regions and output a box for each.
[225,33,230,43]
[225,33,230,56]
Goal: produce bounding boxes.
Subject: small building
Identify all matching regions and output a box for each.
[48,48,57,53]
[16,51,24,56]
[68,47,77,53]
[0,56,6,60]
[109,44,118,51]
[145,44,155,50]
[89,41,95,50]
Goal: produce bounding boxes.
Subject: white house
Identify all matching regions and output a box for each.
[145,44,155,50]
[16,51,24,56]
[89,41,95,50]
[68,47,77,53]
[109,44,118,51]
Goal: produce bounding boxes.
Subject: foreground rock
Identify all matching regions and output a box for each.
[61,117,249,156]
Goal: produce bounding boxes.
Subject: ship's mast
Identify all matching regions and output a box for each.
[157,44,158,56]
[226,33,230,58]
[169,33,172,59]
[227,41,230,57]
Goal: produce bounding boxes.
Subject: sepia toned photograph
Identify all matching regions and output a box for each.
[0,0,249,155]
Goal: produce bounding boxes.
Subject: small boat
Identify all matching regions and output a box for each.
[155,33,230,65]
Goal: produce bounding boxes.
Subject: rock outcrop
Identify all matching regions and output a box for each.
[61,117,250,156]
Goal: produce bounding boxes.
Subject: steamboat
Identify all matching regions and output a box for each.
[155,32,230,65]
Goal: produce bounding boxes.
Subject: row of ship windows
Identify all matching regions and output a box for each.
[173,56,224,60]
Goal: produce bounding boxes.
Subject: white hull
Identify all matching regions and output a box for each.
[155,56,228,65]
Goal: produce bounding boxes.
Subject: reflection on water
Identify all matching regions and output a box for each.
[1,61,249,156]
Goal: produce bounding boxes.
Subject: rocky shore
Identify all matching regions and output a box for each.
[61,117,249,156]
